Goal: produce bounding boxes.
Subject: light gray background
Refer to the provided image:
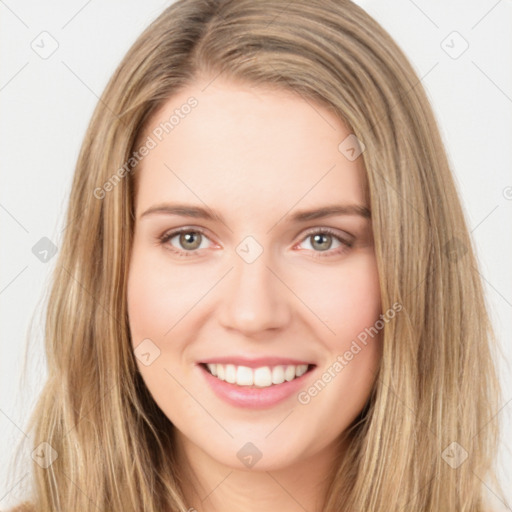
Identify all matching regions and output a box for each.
[1,0,511,509]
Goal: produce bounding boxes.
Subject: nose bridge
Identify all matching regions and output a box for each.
[217,237,291,333]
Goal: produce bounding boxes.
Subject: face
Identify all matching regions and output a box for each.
[127,76,382,473]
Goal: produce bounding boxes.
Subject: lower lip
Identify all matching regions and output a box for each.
[198,364,315,409]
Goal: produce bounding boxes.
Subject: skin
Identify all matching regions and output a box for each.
[126,75,382,512]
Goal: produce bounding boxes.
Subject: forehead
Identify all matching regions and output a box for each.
[133,77,368,221]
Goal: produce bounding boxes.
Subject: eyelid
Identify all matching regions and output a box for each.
[298,226,354,245]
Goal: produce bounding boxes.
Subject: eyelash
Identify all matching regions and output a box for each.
[158,226,353,259]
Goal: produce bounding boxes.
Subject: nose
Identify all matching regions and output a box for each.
[217,249,292,336]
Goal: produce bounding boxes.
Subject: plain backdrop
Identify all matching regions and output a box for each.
[1,0,511,509]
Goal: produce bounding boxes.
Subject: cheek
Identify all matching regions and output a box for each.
[309,253,381,419]
[292,266,382,448]
[126,248,202,343]
[126,250,197,414]
[294,252,382,405]
[298,252,382,344]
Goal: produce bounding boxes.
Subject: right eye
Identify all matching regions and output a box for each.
[159,227,214,257]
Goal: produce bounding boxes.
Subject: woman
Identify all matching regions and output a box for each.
[7,0,503,510]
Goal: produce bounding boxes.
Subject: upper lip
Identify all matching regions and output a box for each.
[199,356,315,368]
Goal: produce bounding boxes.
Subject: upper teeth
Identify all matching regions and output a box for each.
[206,363,309,388]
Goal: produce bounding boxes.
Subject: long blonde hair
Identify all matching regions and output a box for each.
[8,0,503,510]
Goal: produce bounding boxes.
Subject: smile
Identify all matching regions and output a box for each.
[202,362,312,388]
[197,360,317,409]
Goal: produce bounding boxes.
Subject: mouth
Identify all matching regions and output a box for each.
[199,362,316,388]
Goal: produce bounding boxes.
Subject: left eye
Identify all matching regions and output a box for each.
[295,228,353,258]
[298,230,344,252]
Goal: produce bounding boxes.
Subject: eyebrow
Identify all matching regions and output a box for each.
[139,202,371,223]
